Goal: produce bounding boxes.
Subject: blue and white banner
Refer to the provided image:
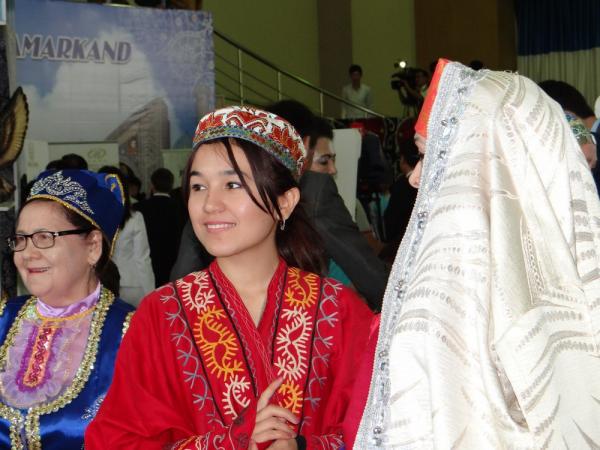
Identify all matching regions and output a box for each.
[14,0,214,185]
[0,0,6,26]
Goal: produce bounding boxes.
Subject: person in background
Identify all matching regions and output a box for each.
[539,80,598,168]
[127,175,144,204]
[538,80,599,135]
[99,166,155,307]
[0,169,135,448]
[60,153,88,170]
[85,106,373,449]
[135,168,181,287]
[398,68,430,110]
[309,117,337,176]
[119,162,145,204]
[341,64,373,119]
[564,112,597,168]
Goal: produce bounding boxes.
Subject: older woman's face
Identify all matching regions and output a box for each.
[14,201,100,307]
[409,133,426,188]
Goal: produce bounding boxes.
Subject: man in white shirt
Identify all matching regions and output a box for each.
[341,64,373,119]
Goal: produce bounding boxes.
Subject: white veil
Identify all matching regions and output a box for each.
[355,62,600,449]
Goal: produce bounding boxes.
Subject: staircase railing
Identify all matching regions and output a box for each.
[214,30,385,118]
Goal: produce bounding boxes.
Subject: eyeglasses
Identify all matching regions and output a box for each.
[7,229,92,252]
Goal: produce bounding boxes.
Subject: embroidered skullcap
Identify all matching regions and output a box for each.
[415,58,449,138]
[193,106,307,180]
[565,112,596,146]
[28,169,125,252]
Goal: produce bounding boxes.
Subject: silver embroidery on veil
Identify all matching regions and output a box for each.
[355,62,485,449]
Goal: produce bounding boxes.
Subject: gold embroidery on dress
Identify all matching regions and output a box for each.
[188,273,250,420]
[0,291,8,317]
[0,288,114,449]
[121,311,134,338]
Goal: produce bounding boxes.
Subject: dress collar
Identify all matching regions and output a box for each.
[36,283,101,318]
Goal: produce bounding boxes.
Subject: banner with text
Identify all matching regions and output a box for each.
[14,0,214,186]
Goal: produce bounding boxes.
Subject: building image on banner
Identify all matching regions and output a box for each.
[106,98,171,193]
[0,0,6,26]
[13,0,214,189]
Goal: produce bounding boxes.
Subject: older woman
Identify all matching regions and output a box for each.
[350,60,600,448]
[0,169,135,449]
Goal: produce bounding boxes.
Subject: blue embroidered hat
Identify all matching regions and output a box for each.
[27,170,125,252]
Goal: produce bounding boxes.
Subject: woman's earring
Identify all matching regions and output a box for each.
[279,219,286,231]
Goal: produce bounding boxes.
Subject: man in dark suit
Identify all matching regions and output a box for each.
[136,168,181,287]
[170,101,388,310]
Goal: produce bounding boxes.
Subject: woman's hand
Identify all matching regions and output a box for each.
[266,439,299,449]
[251,378,299,445]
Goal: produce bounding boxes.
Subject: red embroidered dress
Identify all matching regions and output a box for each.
[85,259,373,449]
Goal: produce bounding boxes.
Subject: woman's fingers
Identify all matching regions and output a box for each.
[253,429,295,444]
[257,377,284,411]
[253,416,296,436]
[255,405,299,425]
[253,378,299,445]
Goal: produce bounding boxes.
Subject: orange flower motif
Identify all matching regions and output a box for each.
[270,126,299,156]
[199,112,225,132]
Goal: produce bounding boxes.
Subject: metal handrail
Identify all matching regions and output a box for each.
[216,54,279,96]
[215,67,274,103]
[214,30,385,118]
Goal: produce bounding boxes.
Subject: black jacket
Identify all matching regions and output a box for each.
[135,194,181,287]
[300,171,388,310]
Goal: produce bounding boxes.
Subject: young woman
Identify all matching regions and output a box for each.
[350,60,600,448]
[86,106,374,449]
[0,169,135,449]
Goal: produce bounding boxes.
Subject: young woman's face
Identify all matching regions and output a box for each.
[409,133,426,188]
[187,142,279,261]
[13,201,100,306]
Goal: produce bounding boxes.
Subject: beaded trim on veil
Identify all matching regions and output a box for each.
[355,62,487,448]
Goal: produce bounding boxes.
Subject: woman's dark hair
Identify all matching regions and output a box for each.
[98,165,132,227]
[538,80,595,118]
[349,64,363,75]
[182,138,326,275]
[19,199,121,296]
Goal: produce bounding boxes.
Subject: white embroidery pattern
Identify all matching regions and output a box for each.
[222,375,251,419]
[274,308,312,381]
[180,272,215,314]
